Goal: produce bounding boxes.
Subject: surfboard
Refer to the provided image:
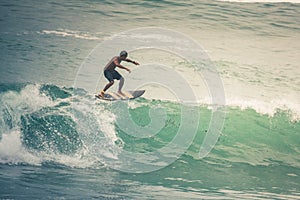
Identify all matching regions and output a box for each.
[95,90,145,101]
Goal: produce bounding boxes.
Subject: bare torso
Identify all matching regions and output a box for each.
[104,56,123,71]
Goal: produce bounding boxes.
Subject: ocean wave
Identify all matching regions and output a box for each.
[0,84,106,167]
[0,83,299,169]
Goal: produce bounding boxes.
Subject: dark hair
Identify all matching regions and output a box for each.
[120,50,128,57]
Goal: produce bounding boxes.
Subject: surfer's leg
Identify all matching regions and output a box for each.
[98,81,114,97]
[99,70,116,97]
[104,80,114,92]
[118,77,125,95]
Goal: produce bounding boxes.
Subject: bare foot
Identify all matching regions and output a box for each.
[98,91,105,98]
[117,91,125,96]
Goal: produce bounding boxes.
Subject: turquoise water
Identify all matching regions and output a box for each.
[1,0,300,199]
[0,83,299,199]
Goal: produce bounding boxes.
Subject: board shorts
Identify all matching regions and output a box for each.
[104,69,122,82]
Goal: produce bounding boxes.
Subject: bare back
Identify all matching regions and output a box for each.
[104,56,123,71]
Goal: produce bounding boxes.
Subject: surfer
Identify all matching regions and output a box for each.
[97,50,140,98]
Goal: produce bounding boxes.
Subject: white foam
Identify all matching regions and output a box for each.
[0,84,53,165]
[71,97,121,161]
[0,130,41,165]
[41,30,102,40]
[225,97,300,121]
[1,84,54,114]
[0,84,55,140]
[91,104,121,160]
[0,129,102,168]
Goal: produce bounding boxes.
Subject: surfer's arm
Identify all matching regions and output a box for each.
[114,58,131,72]
[125,58,140,65]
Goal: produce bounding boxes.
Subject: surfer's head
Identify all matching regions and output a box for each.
[120,50,128,59]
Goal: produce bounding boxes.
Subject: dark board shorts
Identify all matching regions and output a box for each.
[104,70,122,82]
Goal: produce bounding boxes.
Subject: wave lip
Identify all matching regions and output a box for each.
[224,97,300,121]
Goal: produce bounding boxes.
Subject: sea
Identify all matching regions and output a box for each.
[0,0,300,199]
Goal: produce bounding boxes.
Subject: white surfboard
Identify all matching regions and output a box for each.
[95,90,145,101]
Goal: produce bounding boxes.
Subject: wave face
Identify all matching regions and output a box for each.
[0,83,299,198]
[0,83,300,198]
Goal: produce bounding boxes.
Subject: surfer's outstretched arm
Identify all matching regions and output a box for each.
[125,58,140,66]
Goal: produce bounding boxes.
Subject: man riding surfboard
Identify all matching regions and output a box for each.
[97,50,140,98]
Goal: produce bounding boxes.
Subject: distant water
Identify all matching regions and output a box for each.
[1,0,300,199]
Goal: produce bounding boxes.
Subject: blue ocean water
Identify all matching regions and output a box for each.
[1,0,300,199]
